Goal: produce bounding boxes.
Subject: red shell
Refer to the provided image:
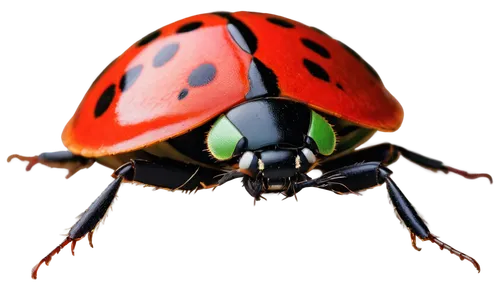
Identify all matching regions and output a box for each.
[62,12,403,157]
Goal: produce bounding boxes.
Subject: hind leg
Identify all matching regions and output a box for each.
[8,151,94,178]
[319,143,492,183]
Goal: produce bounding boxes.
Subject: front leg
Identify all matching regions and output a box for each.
[296,162,481,272]
[385,174,480,272]
[8,151,94,179]
[319,143,492,183]
[31,159,223,279]
[31,164,132,279]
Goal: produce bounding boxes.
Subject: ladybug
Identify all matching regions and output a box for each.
[7,11,492,278]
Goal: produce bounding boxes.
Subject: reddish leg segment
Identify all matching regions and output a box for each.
[410,230,479,271]
[8,151,94,179]
[28,230,96,281]
[28,238,83,281]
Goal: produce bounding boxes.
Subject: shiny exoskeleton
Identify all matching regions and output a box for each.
[7,11,493,279]
[9,97,492,277]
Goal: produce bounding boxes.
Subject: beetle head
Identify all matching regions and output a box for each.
[208,98,335,197]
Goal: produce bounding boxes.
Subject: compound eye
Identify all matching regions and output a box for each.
[239,151,258,173]
[207,115,245,161]
[307,111,336,156]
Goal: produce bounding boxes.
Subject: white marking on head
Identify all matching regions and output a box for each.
[239,151,255,170]
[301,148,316,164]
[295,155,301,169]
[258,158,265,171]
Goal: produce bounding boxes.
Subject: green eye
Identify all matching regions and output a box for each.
[308,111,336,156]
[207,115,244,160]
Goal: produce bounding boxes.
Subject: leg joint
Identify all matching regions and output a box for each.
[38,151,92,165]
[377,165,393,184]
[113,160,136,181]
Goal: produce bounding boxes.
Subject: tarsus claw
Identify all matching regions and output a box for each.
[5,152,94,181]
[426,234,480,273]
[447,165,497,186]
[31,236,86,279]
[7,154,39,171]
[408,230,424,254]
[87,231,96,250]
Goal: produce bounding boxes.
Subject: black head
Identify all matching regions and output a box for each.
[208,98,336,197]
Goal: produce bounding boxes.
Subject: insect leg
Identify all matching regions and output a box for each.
[7,151,94,178]
[319,143,492,183]
[128,158,223,191]
[242,174,266,203]
[30,159,220,280]
[384,173,480,272]
[297,162,480,272]
[31,162,133,279]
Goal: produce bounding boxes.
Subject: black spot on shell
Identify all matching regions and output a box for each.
[137,30,161,47]
[336,82,344,91]
[246,58,280,100]
[94,84,116,118]
[214,12,257,54]
[267,17,295,28]
[188,63,216,87]
[301,38,331,59]
[153,43,179,67]
[228,24,250,53]
[119,65,143,92]
[212,11,232,17]
[303,59,330,82]
[176,22,203,33]
[178,88,189,100]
